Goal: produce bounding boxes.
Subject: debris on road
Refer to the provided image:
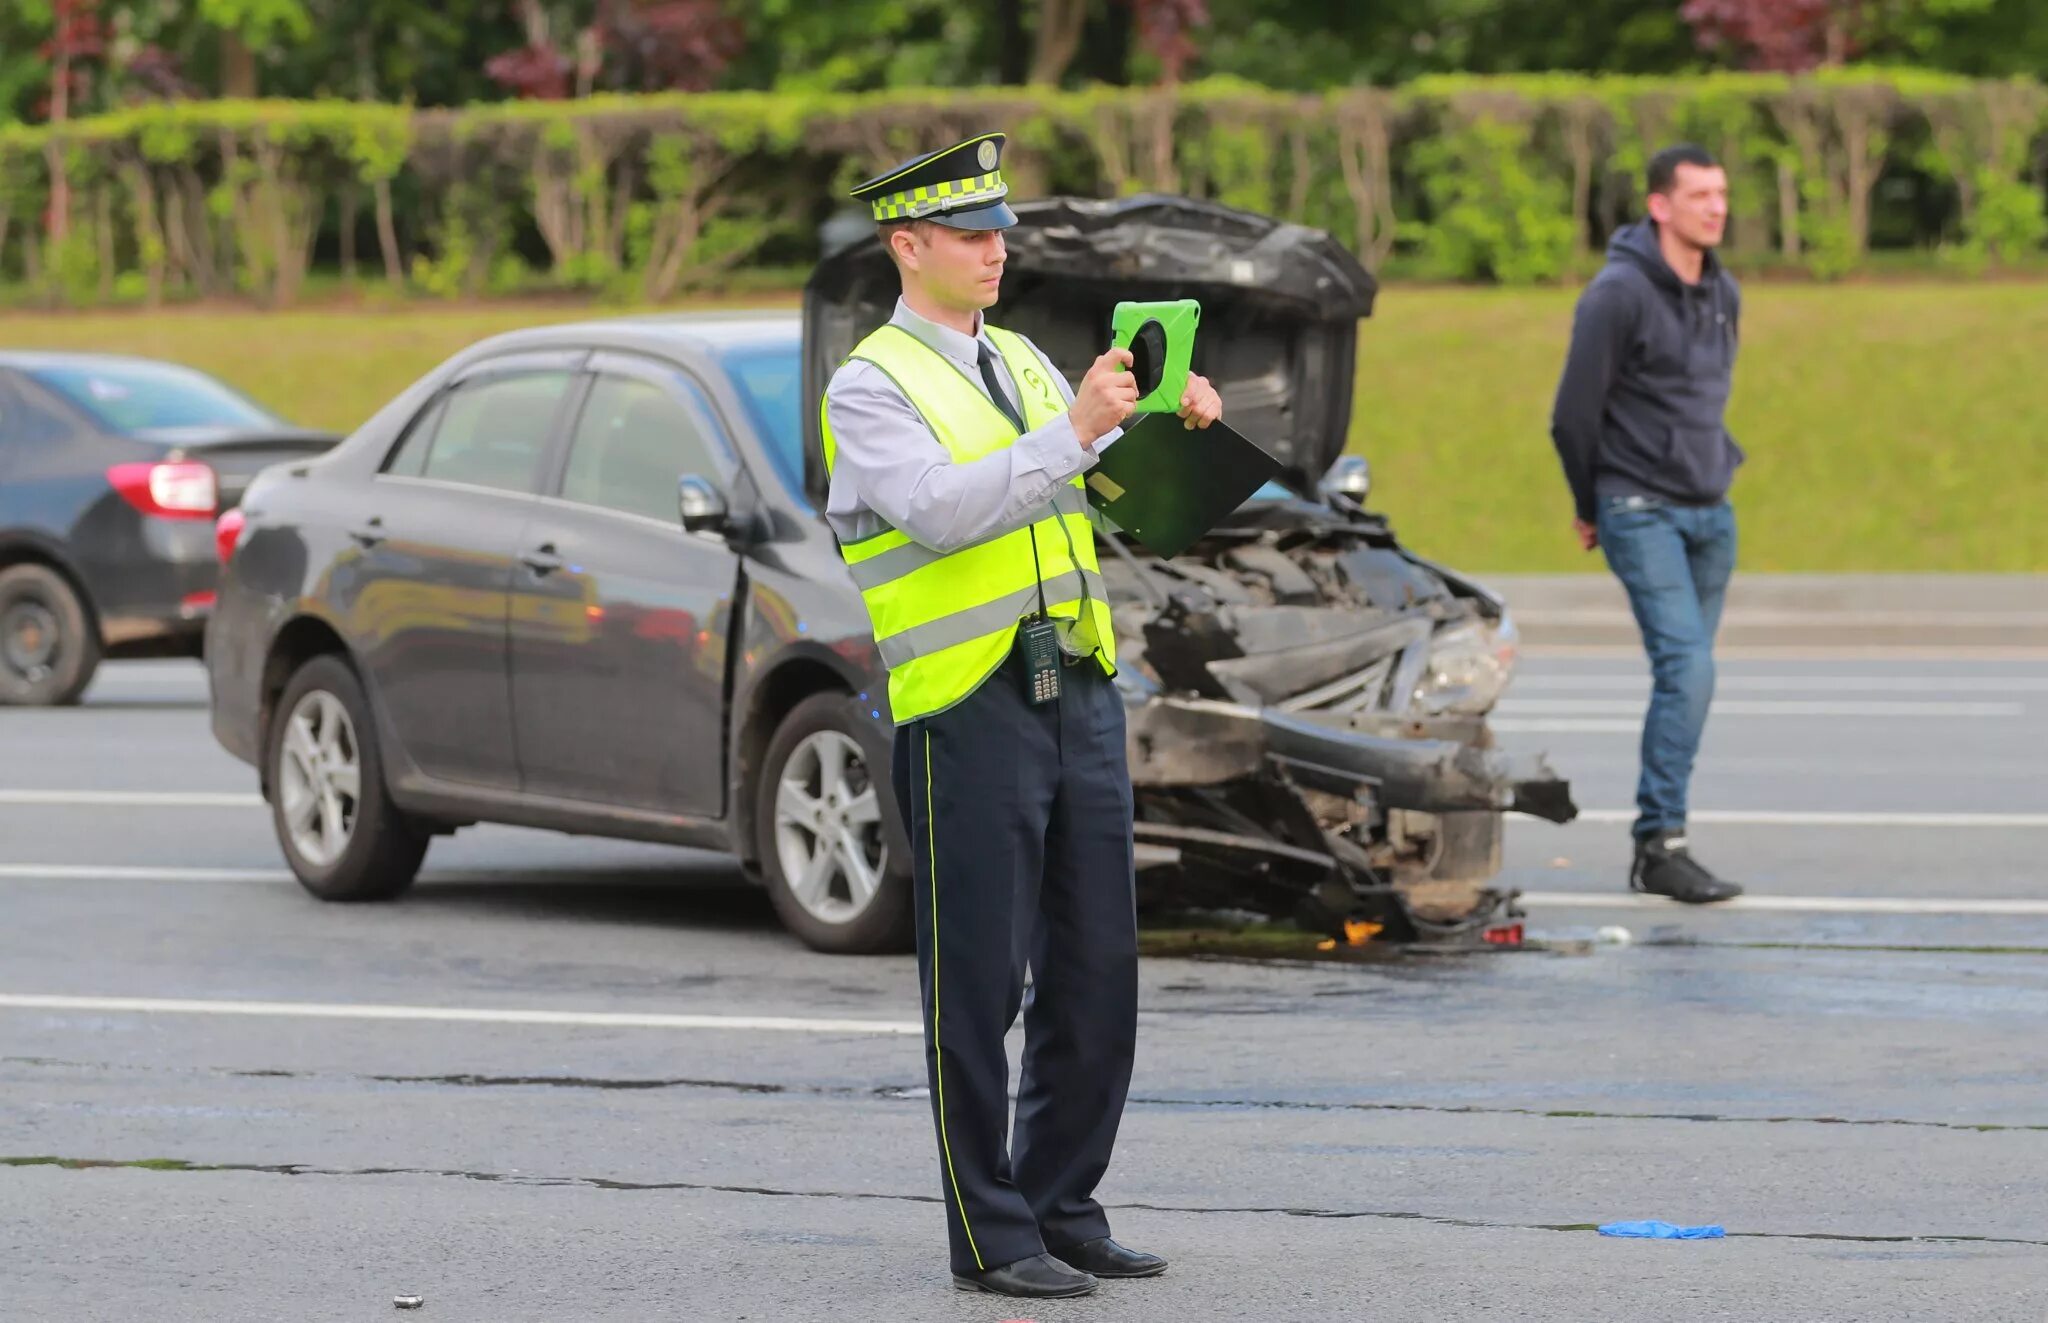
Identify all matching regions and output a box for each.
[1598,1221,1726,1239]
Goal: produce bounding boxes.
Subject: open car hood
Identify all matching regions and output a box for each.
[801,194,1377,500]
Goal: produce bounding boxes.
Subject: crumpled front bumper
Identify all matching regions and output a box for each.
[1122,694,1576,945]
[1126,695,1578,825]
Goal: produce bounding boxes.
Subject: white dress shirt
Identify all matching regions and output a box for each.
[823,297,1120,551]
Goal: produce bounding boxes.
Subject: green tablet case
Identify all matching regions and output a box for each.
[1110,299,1201,414]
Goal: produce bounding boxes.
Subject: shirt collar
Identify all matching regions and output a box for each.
[890,297,988,371]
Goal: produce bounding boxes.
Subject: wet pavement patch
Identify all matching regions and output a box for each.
[1136,924,1546,963]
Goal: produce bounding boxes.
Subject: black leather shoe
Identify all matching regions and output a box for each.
[953,1253,1098,1298]
[1631,832,1742,904]
[1049,1237,1168,1279]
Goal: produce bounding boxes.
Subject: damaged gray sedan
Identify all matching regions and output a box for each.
[807,195,1576,947]
[207,193,1571,958]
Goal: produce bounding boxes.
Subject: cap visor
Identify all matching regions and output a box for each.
[927,200,1016,231]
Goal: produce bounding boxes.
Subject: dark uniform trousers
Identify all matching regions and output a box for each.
[890,640,1139,1276]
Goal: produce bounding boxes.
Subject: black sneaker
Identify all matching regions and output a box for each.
[1630,832,1742,904]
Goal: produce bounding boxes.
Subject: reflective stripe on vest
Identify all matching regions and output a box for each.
[820,322,1117,723]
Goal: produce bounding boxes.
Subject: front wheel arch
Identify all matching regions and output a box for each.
[0,557,103,706]
[266,652,427,902]
[256,615,354,800]
[0,539,104,647]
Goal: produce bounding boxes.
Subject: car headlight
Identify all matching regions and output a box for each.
[1412,610,1519,716]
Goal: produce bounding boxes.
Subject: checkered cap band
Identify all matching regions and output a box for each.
[869,171,1007,221]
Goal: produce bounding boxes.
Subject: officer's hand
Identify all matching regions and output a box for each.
[1177,373,1222,430]
[1574,518,1599,552]
[1072,348,1140,448]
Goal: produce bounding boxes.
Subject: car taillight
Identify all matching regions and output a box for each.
[108,461,218,520]
[214,507,247,564]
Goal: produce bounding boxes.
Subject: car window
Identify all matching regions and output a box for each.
[414,371,572,495]
[381,396,446,478]
[0,381,73,449]
[24,361,280,435]
[719,343,804,501]
[559,372,723,524]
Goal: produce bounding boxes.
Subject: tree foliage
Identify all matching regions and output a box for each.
[1677,0,2006,72]
[7,0,2048,123]
[1,70,2042,310]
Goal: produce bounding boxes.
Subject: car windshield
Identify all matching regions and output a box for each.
[719,342,807,506]
[27,361,281,436]
[720,339,1299,513]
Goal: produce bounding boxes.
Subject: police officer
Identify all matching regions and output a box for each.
[822,132,1222,1299]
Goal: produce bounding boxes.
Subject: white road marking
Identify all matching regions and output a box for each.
[1512,675,2048,694]
[0,864,288,883]
[0,790,263,808]
[1495,719,1658,733]
[1523,892,2048,916]
[1571,809,2048,828]
[1524,645,2048,662]
[1521,609,2048,628]
[0,993,923,1036]
[1495,699,2022,718]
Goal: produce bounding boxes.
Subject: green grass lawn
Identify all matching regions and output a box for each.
[3,283,2040,571]
[1356,283,2048,572]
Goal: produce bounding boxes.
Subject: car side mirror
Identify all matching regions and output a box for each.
[678,474,728,534]
[1320,455,1372,503]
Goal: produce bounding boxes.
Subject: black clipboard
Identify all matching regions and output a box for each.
[1081,412,1285,559]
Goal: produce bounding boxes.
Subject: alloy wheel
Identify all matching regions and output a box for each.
[772,730,889,925]
[278,689,362,867]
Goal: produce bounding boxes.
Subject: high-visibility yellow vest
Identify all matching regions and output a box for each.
[820,323,1117,723]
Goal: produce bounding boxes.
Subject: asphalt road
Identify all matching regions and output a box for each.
[3,652,2046,1321]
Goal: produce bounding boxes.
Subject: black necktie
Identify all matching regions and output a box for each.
[976,342,1026,432]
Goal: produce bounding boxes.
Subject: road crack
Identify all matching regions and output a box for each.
[6,1055,2042,1135]
[6,1155,2044,1250]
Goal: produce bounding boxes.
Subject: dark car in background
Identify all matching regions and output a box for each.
[206,195,1573,955]
[0,353,337,705]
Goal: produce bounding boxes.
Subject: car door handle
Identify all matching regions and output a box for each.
[348,517,385,547]
[519,544,564,575]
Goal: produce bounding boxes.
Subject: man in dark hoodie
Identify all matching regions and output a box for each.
[1550,143,1743,904]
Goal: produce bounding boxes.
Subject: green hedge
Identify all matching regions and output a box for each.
[3,71,2046,306]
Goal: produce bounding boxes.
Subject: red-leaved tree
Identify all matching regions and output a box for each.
[485,0,574,99]
[596,0,742,93]
[1680,0,1858,72]
[1132,0,1209,85]
[40,0,108,246]
[484,41,575,99]
[486,0,741,100]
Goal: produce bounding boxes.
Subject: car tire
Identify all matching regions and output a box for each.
[0,563,101,707]
[267,653,428,902]
[756,692,913,955]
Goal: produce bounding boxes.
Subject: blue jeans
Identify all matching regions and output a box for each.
[1596,496,1738,842]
